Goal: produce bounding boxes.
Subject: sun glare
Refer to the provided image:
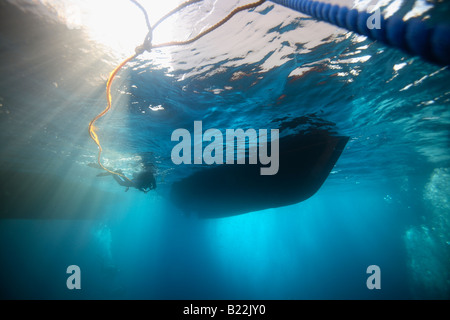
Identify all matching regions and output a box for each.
[41,0,184,59]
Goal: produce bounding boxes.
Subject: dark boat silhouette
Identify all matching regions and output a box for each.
[171,131,349,218]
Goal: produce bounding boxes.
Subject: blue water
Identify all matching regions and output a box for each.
[0,0,449,299]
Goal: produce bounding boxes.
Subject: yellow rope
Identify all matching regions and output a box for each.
[88,53,137,182]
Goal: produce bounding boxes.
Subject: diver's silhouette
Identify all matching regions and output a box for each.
[89,163,156,193]
[113,168,156,193]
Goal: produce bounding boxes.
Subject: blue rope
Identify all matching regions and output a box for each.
[269,0,450,66]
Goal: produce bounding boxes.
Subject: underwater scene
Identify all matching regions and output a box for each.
[0,0,449,300]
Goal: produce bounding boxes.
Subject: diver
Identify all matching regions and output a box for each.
[89,162,156,193]
[113,167,156,193]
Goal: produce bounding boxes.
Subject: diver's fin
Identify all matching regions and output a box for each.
[96,172,112,177]
[88,163,103,170]
[125,187,129,192]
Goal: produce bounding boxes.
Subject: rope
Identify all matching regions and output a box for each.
[153,0,203,30]
[153,0,266,49]
[269,0,450,66]
[130,0,152,32]
[89,0,267,181]
[88,53,137,183]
